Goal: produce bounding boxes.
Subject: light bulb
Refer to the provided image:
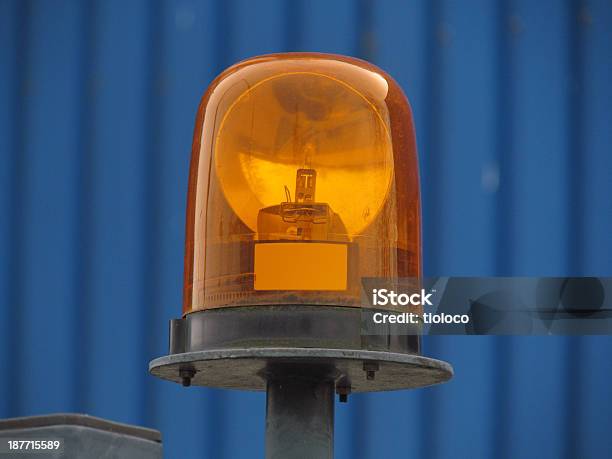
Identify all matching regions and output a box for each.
[214,71,394,237]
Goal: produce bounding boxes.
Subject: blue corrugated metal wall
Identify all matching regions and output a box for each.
[1,1,611,458]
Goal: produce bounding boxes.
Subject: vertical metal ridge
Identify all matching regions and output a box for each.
[142,0,164,429]
[421,2,442,458]
[74,0,96,416]
[0,0,14,419]
[495,0,514,278]
[565,2,585,458]
[215,0,232,73]
[356,0,374,61]
[422,0,443,277]
[494,1,513,457]
[284,0,302,51]
[568,0,585,277]
[8,0,31,418]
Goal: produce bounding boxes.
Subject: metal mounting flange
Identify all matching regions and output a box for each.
[149,347,453,393]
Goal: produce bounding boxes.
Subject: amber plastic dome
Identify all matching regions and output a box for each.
[182,53,421,314]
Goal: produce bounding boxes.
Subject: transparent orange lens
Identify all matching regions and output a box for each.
[183,53,420,314]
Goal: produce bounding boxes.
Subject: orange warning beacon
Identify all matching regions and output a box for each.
[182,53,421,314]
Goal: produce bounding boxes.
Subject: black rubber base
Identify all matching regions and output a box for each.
[169,305,420,355]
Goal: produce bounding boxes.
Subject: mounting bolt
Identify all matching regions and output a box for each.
[363,362,379,381]
[179,366,196,387]
[336,384,351,403]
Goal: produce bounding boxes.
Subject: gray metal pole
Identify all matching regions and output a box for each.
[265,373,334,459]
